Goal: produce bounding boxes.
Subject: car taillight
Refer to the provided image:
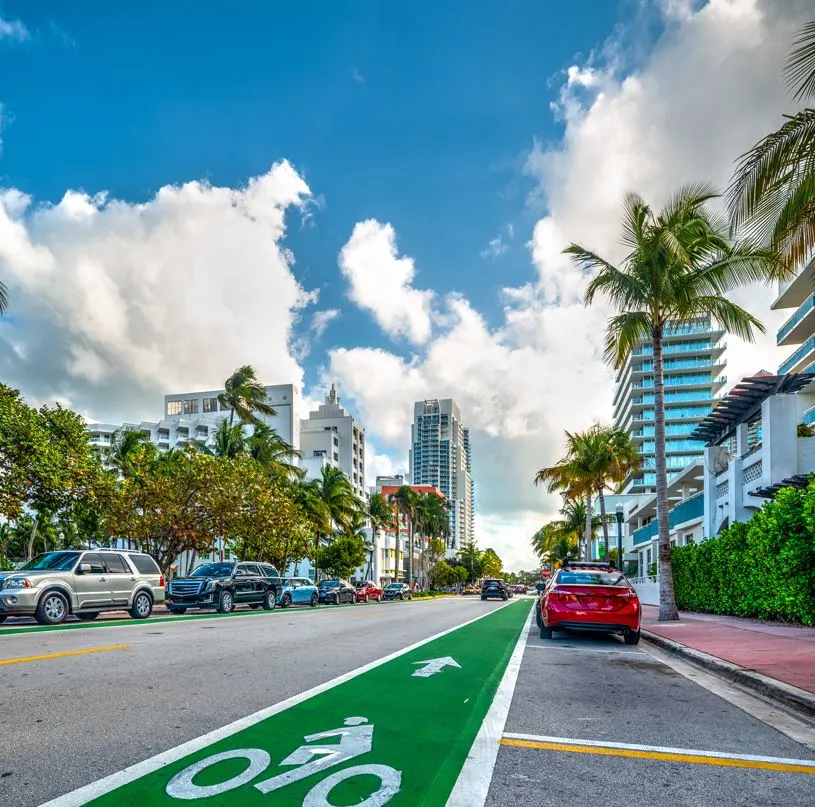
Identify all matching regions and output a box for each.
[159,575,165,587]
[547,588,571,602]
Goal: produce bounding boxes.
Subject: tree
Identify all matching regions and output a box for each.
[430,559,458,589]
[368,492,395,580]
[457,540,482,582]
[315,535,367,579]
[481,548,503,578]
[570,185,787,620]
[246,423,301,479]
[530,497,600,564]
[208,419,246,459]
[107,427,156,477]
[392,486,419,585]
[218,364,277,426]
[728,21,815,269]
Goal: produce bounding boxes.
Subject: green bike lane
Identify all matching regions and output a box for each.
[43,599,531,807]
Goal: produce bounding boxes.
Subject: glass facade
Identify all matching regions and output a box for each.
[613,318,725,494]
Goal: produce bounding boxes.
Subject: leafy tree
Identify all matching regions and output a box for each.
[315,535,367,579]
[728,21,815,269]
[391,485,419,585]
[481,547,503,578]
[570,185,786,620]
[107,427,156,477]
[457,540,482,582]
[218,364,277,426]
[246,423,301,479]
[430,559,458,589]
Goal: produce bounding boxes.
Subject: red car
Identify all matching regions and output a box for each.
[538,561,641,645]
[355,580,383,603]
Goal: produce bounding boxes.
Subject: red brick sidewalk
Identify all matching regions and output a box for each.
[641,605,815,696]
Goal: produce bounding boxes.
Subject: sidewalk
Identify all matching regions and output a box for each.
[640,605,815,715]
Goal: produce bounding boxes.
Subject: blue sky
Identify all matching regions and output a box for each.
[1,0,628,363]
[0,1,803,568]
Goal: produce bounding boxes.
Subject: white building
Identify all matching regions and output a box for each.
[694,373,815,537]
[409,398,474,555]
[299,385,367,501]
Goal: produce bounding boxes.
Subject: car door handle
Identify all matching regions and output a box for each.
[99,577,107,582]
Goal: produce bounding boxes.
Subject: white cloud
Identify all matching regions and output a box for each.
[330,0,811,570]
[0,15,29,41]
[0,161,314,422]
[310,308,340,338]
[352,68,365,84]
[339,219,434,345]
[481,235,508,259]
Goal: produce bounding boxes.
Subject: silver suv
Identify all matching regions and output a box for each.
[0,550,165,625]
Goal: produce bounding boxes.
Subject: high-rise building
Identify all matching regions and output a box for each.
[299,384,367,500]
[612,319,726,493]
[409,398,474,553]
[773,258,815,416]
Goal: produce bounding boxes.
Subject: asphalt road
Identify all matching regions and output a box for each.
[2,596,814,807]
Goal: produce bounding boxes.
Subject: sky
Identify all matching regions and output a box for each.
[0,0,811,571]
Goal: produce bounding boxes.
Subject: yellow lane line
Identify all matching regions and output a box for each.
[0,644,130,666]
[499,739,815,775]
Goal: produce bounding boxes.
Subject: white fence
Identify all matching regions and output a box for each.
[629,575,660,606]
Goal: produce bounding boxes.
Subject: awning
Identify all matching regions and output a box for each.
[751,474,812,498]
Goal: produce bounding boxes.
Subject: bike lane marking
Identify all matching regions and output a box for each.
[42,600,529,807]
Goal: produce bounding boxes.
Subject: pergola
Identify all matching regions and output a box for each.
[751,474,812,499]
[690,373,814,447]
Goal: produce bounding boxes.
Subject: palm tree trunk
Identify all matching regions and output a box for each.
[597,488,610,560]
[583,494,592,561]
[394,518,400,583]
[653,327,679,621]
[27,517,38,561]
[408,518,414,587]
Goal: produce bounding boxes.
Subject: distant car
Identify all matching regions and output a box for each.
[481,578,508,601]
[383,582,413,601]
[512,584,527,594]
[539,561,641,644]
[166,561,281,614]
[278,577,319,608]
[462,584,480,595]
[317,579,356,605]
[0,549,164,625]
[355,581,383,603]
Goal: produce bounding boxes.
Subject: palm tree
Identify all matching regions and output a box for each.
[217,365,277,426]
[246,423,301,478]
[391,485,419,586]
[314,466,361,550]
[208,419,246,459]
[728,21,815,268]
[569,185,788,620]
[457,540,481,582]
[368,492,395,581]
[107,427,155,478]
[0,279,8,315]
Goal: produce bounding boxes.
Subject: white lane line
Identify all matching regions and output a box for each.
[445,604,534,807]
[40,600,517,807]
[526,644,645,656]
[640,640,815,752]
[501,732,815,767]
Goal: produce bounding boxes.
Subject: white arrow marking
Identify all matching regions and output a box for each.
[411,656,462,678]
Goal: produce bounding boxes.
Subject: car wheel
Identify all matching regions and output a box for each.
[76,612,99,621]
[363,594,369,603]
[481,596,486,601]
[334,593,340,606]
[407,593,412,600]
[169,607,187,615]
[310,593,318,607]
[540,625,553,640]
[624,629,641,645]
[264,591,278,611]
[35,590,69,625]
[502,595,508,601]
[217,590,235,614]
[130,591,153,620]
[377,594,382,602]
[281,593,292,609]
[535,606,542,628]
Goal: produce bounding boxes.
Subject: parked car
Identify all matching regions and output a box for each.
[461,584,480,595]
[317,579,356,605]
[355,580,384,603]
[0,549,165,625]
[481,579,509,601]
[538,560,641,644]
[278,577,319,608]
[512,584,527,594]
[166,561,282,614]
[383,582,413,601]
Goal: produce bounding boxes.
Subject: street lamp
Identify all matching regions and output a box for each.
[615,505,624,573]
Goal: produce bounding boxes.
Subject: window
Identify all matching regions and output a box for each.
[203,397,218,413]
[333,452,339,461]
[101,553,129,574]
[82,553,105,574]
[166,401,182,416]
[183,399,199,415]
[129,554,161,574]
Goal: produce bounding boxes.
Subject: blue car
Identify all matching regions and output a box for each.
[277,577,319,608]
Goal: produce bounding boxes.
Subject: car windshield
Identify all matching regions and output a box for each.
[191,563,235,578]
[18,551,81,571]
[319,580,339,588]
[556,571,627,586]
[385,584,402,589]
[483,579,503,586]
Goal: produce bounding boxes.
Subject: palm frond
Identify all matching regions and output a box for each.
[787,20,815,102]
[603,311,651,368]
[677,295,764,342]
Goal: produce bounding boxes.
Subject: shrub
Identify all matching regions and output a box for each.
[671,482,815,624]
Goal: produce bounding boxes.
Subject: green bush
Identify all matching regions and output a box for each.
[671,483,815,624]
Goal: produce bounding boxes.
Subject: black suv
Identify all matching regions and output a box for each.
[167,561,282,614]
[481,578,508,601]
[317,579,356,605]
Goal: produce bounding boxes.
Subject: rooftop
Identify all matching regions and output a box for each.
[690,373,814,446]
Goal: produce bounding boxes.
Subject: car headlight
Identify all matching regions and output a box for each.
[204,580,217,592]
[4,577,32,590]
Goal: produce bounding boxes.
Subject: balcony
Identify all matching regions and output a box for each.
[779,335,815,375]
[631,493,703,546]
[771,257,815,310]
[777,293,815,346]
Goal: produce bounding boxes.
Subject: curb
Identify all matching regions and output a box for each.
[641,629,815,720]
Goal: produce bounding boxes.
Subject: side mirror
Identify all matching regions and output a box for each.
[77,562,91,574]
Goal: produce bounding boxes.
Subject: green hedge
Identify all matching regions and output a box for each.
[671,483,815,624]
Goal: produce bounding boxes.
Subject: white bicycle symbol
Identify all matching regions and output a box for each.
[165,717,401,806]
